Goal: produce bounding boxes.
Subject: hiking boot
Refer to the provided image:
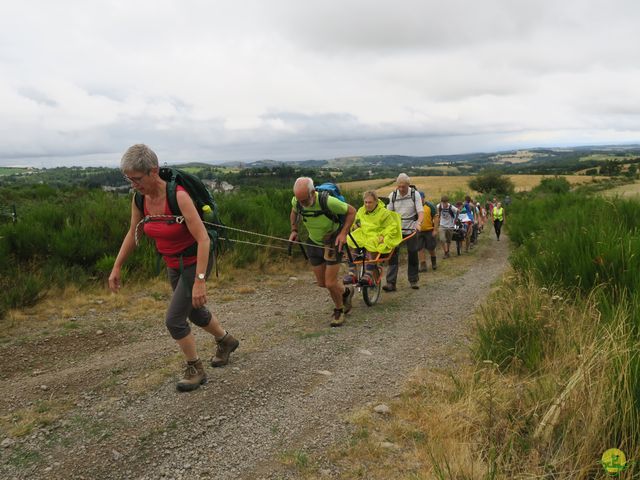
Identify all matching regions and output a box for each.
[410,282,419,290]
[382,284,396,292]
[342,288,354,314]
[211,332,239,368]
[176,359,207,392]
[444,251,450,259]
[342,272,357,285]
[419,262,428,272]
[331,308,345,327]
[431,258,437,270]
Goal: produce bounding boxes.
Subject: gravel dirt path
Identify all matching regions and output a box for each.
[0,233,510,479]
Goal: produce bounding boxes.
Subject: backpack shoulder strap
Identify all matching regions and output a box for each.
[318,190,329,212]
[165,177,181,216]
[134,192,145,213]
[410,187,419,216]
[319,190,341,224]
[426,201,437,217]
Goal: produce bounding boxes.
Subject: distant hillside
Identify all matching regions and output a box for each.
[218,144,640,173]
[2,144,638,189]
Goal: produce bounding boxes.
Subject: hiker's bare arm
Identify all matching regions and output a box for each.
[335,205,356,250]
[177,190,210,308]
[109,197,144,293]
[415,197,424,231]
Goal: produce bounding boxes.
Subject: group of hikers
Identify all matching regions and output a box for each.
[109,144,506,392]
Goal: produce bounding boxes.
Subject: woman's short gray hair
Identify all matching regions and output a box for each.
[363,190,378,202]
[121,144,159,173]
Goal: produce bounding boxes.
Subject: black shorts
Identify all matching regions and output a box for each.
[306,237,344,267]
[417,230,437,251]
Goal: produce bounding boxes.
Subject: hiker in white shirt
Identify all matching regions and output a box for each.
[384,173,424,291]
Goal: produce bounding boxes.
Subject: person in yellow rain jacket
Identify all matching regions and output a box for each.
[344,191,402,286]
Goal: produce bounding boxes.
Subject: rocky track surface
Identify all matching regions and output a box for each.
[0,234,509,479]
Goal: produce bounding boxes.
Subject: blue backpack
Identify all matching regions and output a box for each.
[296,182,346,225]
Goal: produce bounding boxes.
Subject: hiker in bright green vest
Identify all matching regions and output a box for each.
[492,201,505,241]
[289,177,356,327]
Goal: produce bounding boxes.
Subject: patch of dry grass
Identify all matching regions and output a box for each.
[510,174,606,192]
[340,175,607,202]
[601,180,640,198]
[374,176,476,200]
[1,399,74,438]
[339,178,395,192]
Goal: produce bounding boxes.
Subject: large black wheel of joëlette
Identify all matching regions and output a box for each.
[362,278,382,306]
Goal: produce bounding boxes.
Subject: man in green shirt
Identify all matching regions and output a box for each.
[289,177,356,327]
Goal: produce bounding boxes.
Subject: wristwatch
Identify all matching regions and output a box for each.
[196,273,206,281]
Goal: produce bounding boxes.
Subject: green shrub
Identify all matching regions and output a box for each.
[95,254,116,278]
[533,176,571,194]
[216,188,292,266]
[468,170,515,195]
[0,269,47,309]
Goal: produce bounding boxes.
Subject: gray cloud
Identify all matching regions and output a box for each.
[0,0,639,166]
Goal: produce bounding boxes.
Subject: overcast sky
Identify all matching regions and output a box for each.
[1,0,639,167]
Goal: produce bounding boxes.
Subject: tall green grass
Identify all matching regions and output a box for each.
[0,183,365,315]
[509,194,640,302]
[473,191,640,477]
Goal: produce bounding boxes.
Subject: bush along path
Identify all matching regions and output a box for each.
[0,232,509,479]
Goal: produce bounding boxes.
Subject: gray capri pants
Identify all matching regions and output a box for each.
[165,258,213,340]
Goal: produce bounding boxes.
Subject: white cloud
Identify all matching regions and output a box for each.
[0,0,639,166]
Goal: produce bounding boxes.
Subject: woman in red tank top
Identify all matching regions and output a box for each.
[108,144,239,392]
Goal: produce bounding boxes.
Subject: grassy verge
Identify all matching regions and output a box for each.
[295,191,640,479]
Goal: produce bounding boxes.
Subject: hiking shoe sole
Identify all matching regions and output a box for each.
[331,308,345,327]
[176,377,207,392]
